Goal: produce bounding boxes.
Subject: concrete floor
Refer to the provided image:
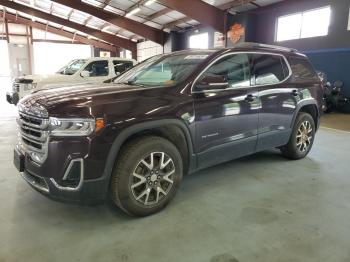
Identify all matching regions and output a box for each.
[1,78,350,261]
[321,112,350,132]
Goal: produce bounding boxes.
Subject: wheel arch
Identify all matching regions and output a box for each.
[102,119,196,189]
[292,100,320,129]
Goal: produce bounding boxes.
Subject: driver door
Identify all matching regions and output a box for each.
[193,53,260,169]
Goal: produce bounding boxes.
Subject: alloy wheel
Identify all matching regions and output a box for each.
[296,120,313,152]
[130,152,175,206]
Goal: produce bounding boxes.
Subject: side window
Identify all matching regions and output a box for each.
[253,54,287,85]
[83,60,109,77]
[197,53,251,89]
[288,57,318,80]
[113,61,134,74]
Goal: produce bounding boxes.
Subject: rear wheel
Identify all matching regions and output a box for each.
[280,112,315,160]
[110,136,183,216]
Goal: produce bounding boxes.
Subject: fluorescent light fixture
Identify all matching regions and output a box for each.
[125,7,141,17]
[145,0,156,6]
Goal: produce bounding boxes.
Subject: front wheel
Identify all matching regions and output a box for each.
[280,112,316,160]
[110,136,183,216]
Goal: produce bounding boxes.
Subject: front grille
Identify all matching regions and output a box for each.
[17,111,49,162]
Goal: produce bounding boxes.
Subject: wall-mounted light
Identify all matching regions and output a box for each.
[125,7,141,17]
[144,0,156,6]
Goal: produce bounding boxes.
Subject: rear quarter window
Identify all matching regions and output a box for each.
[288,57,318,81]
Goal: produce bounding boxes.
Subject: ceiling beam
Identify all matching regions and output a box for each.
[102,0,113,9]
[0,0,136,52]
[163,17,192,30]
[156,0,226,32]
[51,0,166,44]
[0,10,117,52]
[248,0,301,13]
[147,7,172,21]
[219,0,256,10]
[155,0,258,30]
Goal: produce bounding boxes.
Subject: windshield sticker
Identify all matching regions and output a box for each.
[184,55,209,60]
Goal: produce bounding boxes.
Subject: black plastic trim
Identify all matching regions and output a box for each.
[101,119,196,192]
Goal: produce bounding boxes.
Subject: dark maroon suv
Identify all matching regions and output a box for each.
[14,43,323,216]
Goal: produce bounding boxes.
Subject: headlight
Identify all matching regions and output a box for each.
[49,118,95,136]
[24,83,37,91]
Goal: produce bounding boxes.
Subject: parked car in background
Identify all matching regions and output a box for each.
[6,57,137,105]
[14,43,323,216]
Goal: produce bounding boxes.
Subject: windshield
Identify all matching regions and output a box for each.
[57,59,87,75]
[114,53,212,87]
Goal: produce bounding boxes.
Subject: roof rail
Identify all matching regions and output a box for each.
[233,42,298,53]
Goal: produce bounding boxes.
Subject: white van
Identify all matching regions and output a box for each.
[6,57,137,105]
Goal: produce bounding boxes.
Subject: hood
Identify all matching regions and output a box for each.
[19,83,147,117]
[16,73,74,83]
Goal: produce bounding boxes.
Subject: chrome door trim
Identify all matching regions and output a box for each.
[191,51,293,94]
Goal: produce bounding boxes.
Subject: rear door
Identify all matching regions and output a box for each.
[251,53,297,150]
[193,53,260,169]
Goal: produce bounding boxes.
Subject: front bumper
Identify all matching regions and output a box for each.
[20,169,109,204]
[15,138,111,204]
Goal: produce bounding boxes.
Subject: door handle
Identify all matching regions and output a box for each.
[245,94,255,103]
[291,89,299,97]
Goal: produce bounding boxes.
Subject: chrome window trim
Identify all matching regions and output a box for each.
[50,158,84,192]
[191,51,293,94]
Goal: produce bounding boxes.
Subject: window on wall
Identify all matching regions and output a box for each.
[33,42,92,74]
[189,33,209,49]
[276,6,331,41]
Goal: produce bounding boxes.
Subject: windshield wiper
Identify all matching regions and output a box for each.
[120,81,146,87]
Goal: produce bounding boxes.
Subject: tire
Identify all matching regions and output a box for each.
[110,136,183,217]
[280,112,316,160]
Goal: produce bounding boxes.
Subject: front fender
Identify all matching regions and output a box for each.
[100,119,196,193]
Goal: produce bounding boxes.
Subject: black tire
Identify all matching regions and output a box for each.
[280,112,316,160]
[110,136,183,217]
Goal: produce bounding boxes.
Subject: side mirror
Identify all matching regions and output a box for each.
[80,70,90,78]
[196,75,228,90]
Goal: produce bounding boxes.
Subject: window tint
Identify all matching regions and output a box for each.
[113,60,134,74]
[253,54,287,85]
[83,60,109,77]
[289,57,317,80]
[198,53,251,89]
